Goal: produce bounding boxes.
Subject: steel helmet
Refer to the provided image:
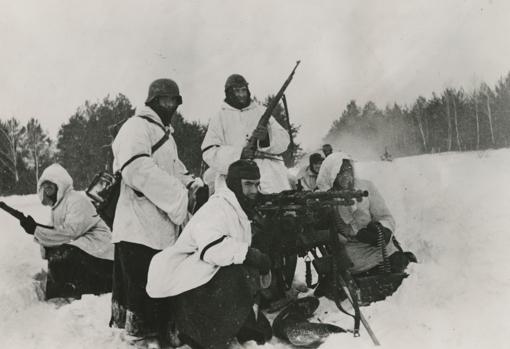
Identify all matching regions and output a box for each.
[224,74,249,91]
[145,78,182,105]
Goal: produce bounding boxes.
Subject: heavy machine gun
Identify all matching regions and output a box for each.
[254,189,408,346]
[254,189,368,261]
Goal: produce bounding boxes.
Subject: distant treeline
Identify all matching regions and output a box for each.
[324,72,510,160]
[3,70,508,196]
[0,94,207,196]
[0,117,54,195]
[0,94,299,196]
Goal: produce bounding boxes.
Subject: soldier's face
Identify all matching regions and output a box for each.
[322,146,332,157]
[336,172,354,190]
[241,179,260,200]
[232,86,249,105]
[159,96,180,113]
[312,161,323,174]
[40,181,58,206]
[157,96,181,124]
[335,161,354,190]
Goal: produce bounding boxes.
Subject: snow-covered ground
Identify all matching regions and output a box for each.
[1,149,510,349]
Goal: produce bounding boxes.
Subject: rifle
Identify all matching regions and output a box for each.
[254,189,381,345]
[0,201,26,221]
[0,201,53,229]
[246,61,301,159]
[281,94,295,167]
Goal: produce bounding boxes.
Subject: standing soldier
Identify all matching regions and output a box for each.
[201,74,291,194]
[109,78,201,349]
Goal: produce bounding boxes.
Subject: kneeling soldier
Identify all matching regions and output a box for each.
[147,160,273,349]
[19,163,113,300]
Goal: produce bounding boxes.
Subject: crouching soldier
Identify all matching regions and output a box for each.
[147,160,273,349]
[19,163,114,300]
[295,153,324,191]
[316,152,416,278]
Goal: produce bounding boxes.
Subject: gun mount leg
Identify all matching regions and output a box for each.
[337,274,381,346]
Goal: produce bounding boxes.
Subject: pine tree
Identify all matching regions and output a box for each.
[19,118,54,186]
[57,94,135,189]
[171,113,207,176]
[0,119,18,184]
[263,95,302,167]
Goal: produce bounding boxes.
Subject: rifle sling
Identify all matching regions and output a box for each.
[151,133,170,153]
[118,116,170,197]
[202,144,219,153]
[137,115,167,133]
[0,202,55,229]
[36,223,55,229]
[120,154,150,173]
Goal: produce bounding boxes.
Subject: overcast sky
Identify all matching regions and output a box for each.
[1,0,510,150]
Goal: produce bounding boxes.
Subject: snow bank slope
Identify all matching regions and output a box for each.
[1,149,510,349]
[320,149,510,349]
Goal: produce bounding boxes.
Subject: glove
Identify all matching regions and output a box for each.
[244,247,271,275]
[355,221,392,246]
[189,178,205,191]
[241,146,256,159]
[20,215,37,235]
[187,178,206,211]
[252,124,269,142]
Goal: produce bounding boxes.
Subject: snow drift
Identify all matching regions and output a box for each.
[1,149,510,349]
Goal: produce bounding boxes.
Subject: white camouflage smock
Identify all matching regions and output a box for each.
[316,152,397,273]
[34,164,114,260]
[146,187,251,298]
[112,108,193,250]
[201,101,291,194]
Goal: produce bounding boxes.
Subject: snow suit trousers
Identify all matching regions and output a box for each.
[45,244,113,300]
[175,264,272,349]
[109,241,173,340]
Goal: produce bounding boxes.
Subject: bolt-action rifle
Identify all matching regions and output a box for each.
[0,201,53,229]
[245,61,300,161]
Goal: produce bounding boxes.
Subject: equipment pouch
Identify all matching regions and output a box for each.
[86,171,121,229]
[85,116,170,229]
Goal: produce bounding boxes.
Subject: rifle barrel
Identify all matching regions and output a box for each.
[257,189,368,206]
[0,201,53,229]
[0,201,26,221]
[247,61,301,151]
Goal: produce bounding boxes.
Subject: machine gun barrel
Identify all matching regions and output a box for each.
[257,189,368,209]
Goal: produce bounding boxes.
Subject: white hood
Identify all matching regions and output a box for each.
[34,164,114,260]
[316,152,355,190]
[37,164,73,208]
